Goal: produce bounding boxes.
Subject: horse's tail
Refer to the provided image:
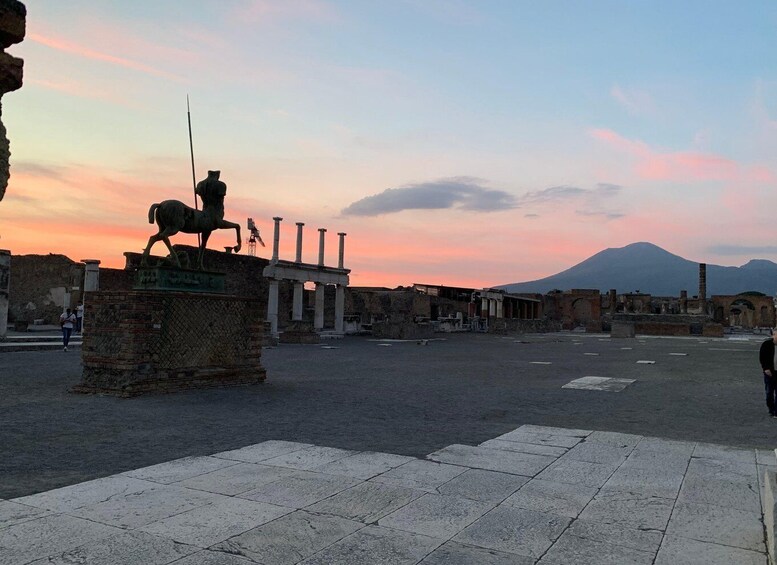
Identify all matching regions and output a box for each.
[148,203,160,224]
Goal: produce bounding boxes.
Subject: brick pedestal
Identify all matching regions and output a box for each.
[74,290,266,397]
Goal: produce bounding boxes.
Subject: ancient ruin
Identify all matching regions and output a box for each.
[0,0,24,203]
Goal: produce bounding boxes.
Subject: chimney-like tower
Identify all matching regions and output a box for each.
[699,263,707,302]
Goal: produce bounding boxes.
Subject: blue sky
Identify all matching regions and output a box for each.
[1,1,776,286]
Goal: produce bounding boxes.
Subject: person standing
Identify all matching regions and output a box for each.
[759,331,777,417]
[60,308,76,352]
[75,302,84,333]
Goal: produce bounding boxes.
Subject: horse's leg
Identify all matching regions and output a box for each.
[141,234,162,266]
[198,230,212,270]
[218,219,242,253]
[157,228,181,268]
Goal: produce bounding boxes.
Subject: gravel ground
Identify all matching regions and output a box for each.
[0,332,771,498]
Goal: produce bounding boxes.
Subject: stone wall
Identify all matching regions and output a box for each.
[488,318,562,334]
[8,254,84,324]
[76,290,265,396]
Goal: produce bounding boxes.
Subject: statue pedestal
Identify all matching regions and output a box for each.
[73,290,266,397]
[135,266,226,294]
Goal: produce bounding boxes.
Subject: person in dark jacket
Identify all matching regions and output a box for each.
[759,332,777,417]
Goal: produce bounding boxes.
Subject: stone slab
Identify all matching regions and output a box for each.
[578,490,674,530]
[514,424,591,437]
[306,481,425,523]
[666,501,765,552]
[535,458,617,488]
[211,440,314,464]
[685,456,758,483]
[370,459,467,492]
[565,518,663,553]
[239,470,361,508]
[764,468,777,565]
[123,455,238,484]
[678,474,761,513]
[503,478,597,518]
[562,376,635,392]
[493,430,582,448]
[168,551,256,565]
[260,445,359,471]
[0,514,121,565]
[654,534,766,565]
[314,451,415,479]
[30,529,199,565]
[378,493,493,539]
[693,442,756,465]
[70,484,220,529]
[437,469,529,503]
[419,540,534,565]
[177,463,297,496]
[213,510,363,565]
[585,431,642,448]
[479,439,568,458]
[298,525,441,565]
[0,501,51,529]
[454,505,570,559]
[601,465,685,499]
[13,475,157,513]
[621,448,691,473]
[537,530,655,565]
[426,444,555,476]
[757,448,777,466]
[139,497,292,547]
[562,441,632,465]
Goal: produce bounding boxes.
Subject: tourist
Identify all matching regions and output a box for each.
[758,330,777,418]
[75,301,84,333]
[59,308,76,352]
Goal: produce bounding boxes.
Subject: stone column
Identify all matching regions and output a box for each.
[699,263,707,313]
[295,222,304,263]
[680,290,688,314]
[318,228,326,266]
[82,259,100,292]
[334,284,345,333]
[489,299,496,317]
[0,249,10,339]
[337,232,346,269]
[496,298,503,319]
[267,279,279,335]
[292,282,304,321]
[609,289,616,314]
[314,283,325,330]
[481,296,488,317]
[272,217,282,261]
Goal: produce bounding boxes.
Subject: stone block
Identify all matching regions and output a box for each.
[692,442,756,465]
[177,463,297,496]
[565,518,663,553]
[123,455,238,484]
[369,459,467,492]
[212,440,313,463]
[314,451,414,480]
[578,490,674,530]
[0,500,50,529]
[437,469,529,503]
[298,525,441,565]
[13,475,158,513]
[514,425,592,437]
[585,430,642,448]
[503,478,597,518]
[666,501,765,552]
[426,444,556,476]
[420,541,533,565]
[453,505,570,559]
[306,481,425,523]
[623,448,691,473]
[260,445,358,471]
[537,529,655,565]
[563,441,633,465]
[479,438,568,458]
[213,510,362,565]
[654,535,765,565]
[601,465,685,499]
[493,430,582,448]
[166,551,256,565]
[238,470,360,508]
[378,493,493,539]
[763,469,777,565]
[678,474,761,513]
[535,458,618,488]
[610,321,635,338]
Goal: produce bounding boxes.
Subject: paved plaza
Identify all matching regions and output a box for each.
[1,332,775,562]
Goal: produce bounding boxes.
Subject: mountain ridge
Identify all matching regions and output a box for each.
[497,242,777,296]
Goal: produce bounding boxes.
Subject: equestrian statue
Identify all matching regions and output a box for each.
[141,170,255,270]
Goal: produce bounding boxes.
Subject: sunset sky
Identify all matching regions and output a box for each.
[2,1,776,287]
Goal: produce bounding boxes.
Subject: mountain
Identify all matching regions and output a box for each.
[497,242,777,296]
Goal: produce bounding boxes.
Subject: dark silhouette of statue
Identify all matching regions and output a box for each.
[141,170,241,270]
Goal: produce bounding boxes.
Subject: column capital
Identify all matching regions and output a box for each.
[318,227,327,233]
[296,222,305,227]
[273,216,283,221]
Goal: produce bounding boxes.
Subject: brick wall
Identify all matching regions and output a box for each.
[76,290,266,396]
[8,254,84,324]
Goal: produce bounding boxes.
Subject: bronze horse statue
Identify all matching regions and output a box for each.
[141,170,247,270]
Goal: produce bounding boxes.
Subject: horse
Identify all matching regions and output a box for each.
[141,198,242,270]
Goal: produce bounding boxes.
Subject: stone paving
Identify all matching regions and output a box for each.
[1,425,771,564]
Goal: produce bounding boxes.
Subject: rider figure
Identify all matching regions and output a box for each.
[195,170,227,215]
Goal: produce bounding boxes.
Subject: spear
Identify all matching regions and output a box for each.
[187,95,201,248]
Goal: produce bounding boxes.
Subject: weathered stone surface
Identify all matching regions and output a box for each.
[565,518,663,553]
[654,535,765,565]
[298,525,440,565]
[757,448,777,466]
[578,490,674,530]
[306,481,424,523]
[437,469,528,503]
[419,541,534,565]
[163,551,255,565]
[0,514,121,564]
[479,438,568,458]
[585,431,642,448]
[139,497,291,547]
[454,505,570,558]
[503,478,597,518]
[13,475,157,513]
[213,510,362,565]
[178,463,296,496]
[692,442,756,464]
[562,441,633,465]
[601,465,685,499]
[0,500,50,529]
[685,456,758,482]
[621,448,691,473]
[535,458,617,488]
[70,484,219,529]
[314,451,414,479]
[426,444,555,476]
[123,455,238,484]
[378,493,493,539]
[261,445,358,471]
[370,459,467,492]
[239,470,360,508]
[514,424,592,437]
[635,436,696,456]
[763,468,777,565]
[666,501,765,552]
[677,474,761,513]
[537,530,655,565]
[212,440,313,463]
[33,529,199,565]
[493,430,582,448]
